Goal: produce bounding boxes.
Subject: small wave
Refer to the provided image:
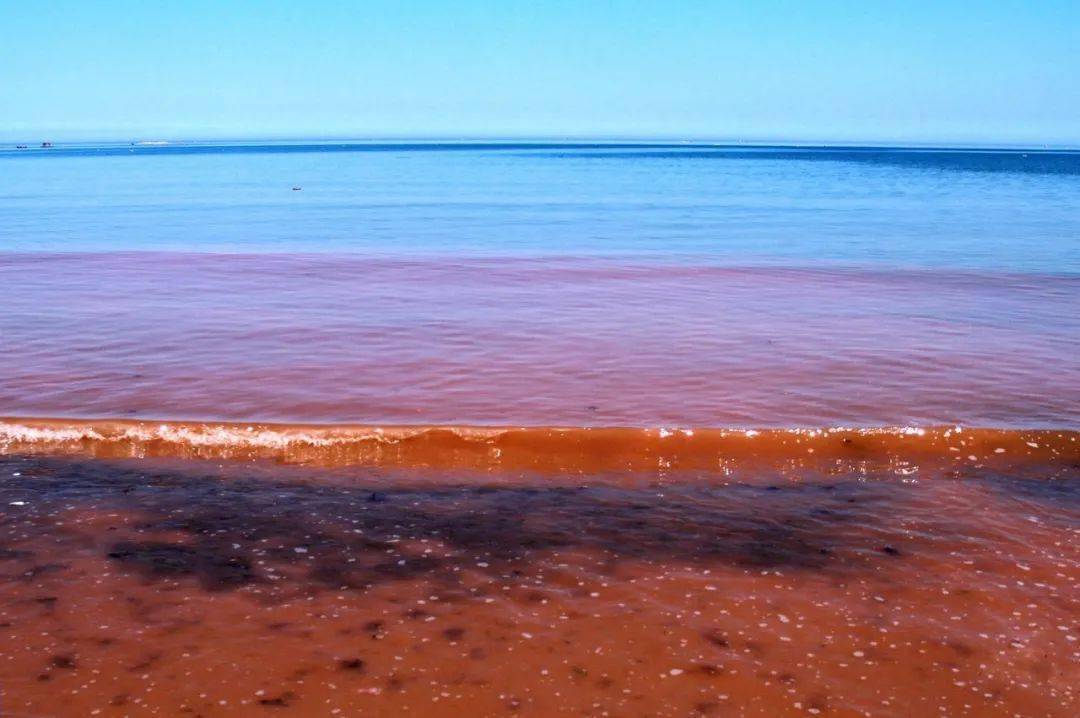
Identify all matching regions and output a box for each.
[1,417,1076,474]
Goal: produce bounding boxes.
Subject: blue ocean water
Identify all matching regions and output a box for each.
[1,142,1078,272]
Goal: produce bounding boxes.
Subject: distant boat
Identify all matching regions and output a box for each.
[15,144,27,149]
[41,141,53,148]
[292,186,302,191]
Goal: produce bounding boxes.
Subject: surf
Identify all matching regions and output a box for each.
[2,417,1075,475]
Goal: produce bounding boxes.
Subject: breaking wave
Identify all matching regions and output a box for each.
[1,417,1076,475]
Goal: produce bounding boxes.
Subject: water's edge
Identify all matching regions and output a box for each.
[3,417,1076,473]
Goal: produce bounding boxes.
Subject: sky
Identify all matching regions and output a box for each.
[2,0,1078,145]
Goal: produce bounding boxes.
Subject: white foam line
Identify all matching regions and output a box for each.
[1,421,936,448]
[0,421,529,451]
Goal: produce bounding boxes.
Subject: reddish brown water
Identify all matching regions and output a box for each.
[1,253,1077,427]
[1,439,1077,717]
[2,248,1078,715]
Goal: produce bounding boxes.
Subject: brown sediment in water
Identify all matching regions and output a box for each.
[2,417,1078,474]
[0,422,1077,716]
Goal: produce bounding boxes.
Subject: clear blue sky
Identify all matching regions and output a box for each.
[2,0,1078,145]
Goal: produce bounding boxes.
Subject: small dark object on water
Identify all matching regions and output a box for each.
[41,141,53,148]
[880,545,901,556]
[702,630,730,649]
[292,186,302,191]
[16,144,27,149]
[338,658,365,672]
[50,654,76,669]
[368,491,387,503]
[259,691,297,707]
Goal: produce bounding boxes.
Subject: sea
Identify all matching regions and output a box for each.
[0,141,1078,428]
[0,141,1077,717]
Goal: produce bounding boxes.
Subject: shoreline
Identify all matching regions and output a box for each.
[3,416,1076,474]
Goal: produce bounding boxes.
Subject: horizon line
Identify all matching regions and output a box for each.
[4,136,1080,152]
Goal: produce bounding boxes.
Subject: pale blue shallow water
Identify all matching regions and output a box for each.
[1,142,1078,272]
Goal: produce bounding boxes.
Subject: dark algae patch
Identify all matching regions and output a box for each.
[0,453,1076,716]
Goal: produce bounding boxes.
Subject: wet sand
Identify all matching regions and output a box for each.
[1,442,1077,717]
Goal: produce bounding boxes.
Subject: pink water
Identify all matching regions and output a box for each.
[1,252,1077,428]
